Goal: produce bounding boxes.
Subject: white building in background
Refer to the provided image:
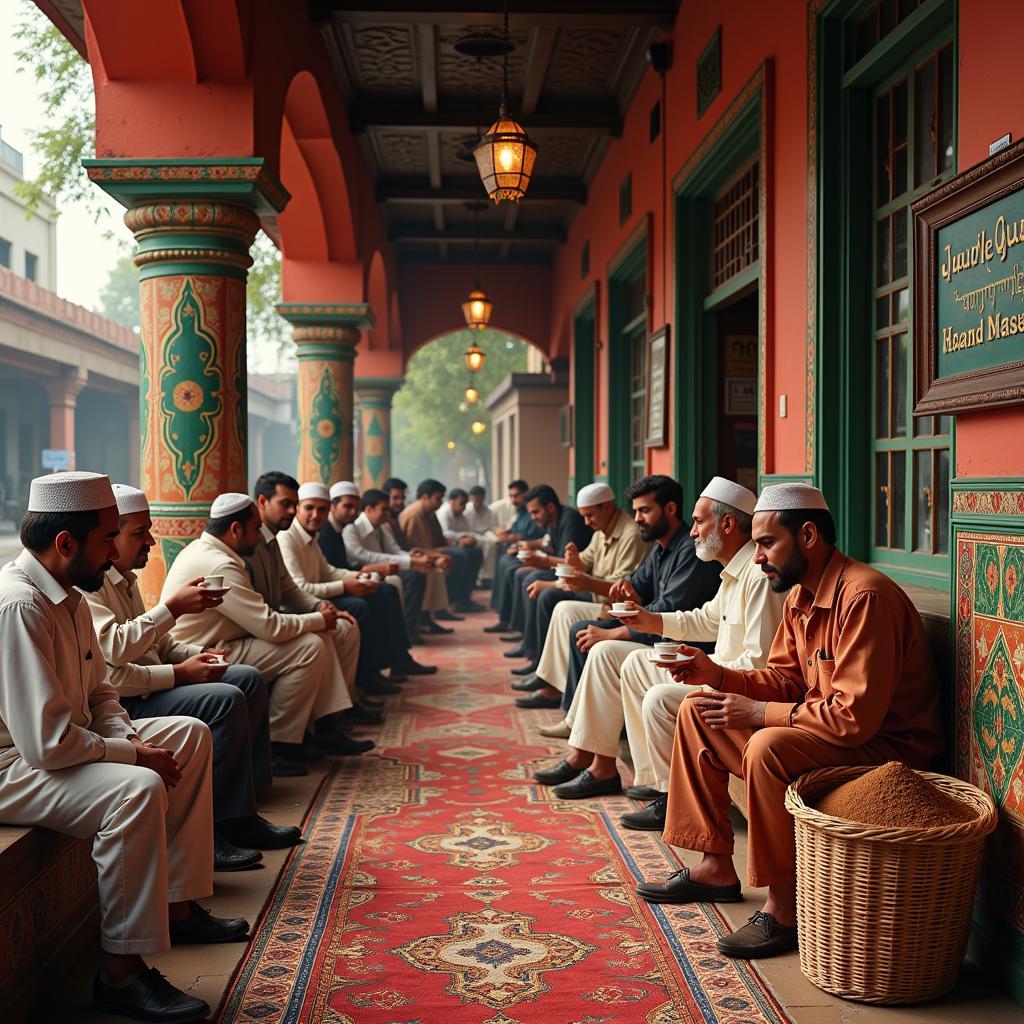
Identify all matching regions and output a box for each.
[0,127,57,290]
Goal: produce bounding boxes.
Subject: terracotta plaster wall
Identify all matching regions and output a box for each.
[548,0,810,486]
[954,2,1024,479]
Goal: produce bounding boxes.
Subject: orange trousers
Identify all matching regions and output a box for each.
[663,699,918,887]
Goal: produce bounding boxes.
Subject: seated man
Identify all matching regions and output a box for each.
[486,478,545,625]
[636,484,943,960]
[438,487,485,587]
[490,484,592,642]
[0,471,245,1024]
[88,484,301,872]
[400,479,485,615]
[341,486,434,646]
[612,478,785,830]
[463,484,500,584]
[280,482,435,688]
[385,475,455,633]
[508,482,649,678]
[162,492,370,774]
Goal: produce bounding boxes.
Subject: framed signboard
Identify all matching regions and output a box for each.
[645,325,670,447]
[914,137,1024,415]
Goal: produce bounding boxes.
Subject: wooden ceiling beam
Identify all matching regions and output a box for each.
[376,176,585,204]
[417,24,438,113]
[350,97,622,135]
[521,26,558,117]
[387,222,566,243]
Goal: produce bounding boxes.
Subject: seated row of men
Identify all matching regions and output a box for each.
[488,474,943,960]
[0,468,467,1023]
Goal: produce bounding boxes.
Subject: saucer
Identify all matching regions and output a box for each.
[200,585,231,596]
[646,650,693,665]
[611,608,638,618]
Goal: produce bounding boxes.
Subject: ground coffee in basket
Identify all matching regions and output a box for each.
[815,761,975,828]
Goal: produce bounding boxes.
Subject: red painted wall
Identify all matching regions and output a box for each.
[954,2,1024,479]
[547,0,810,487]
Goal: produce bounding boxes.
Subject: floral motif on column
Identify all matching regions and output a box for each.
[277,304,375,486]
[86,158,288,606]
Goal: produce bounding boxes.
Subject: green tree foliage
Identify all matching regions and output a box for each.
[391,330,529,491]
[13,3,284,363]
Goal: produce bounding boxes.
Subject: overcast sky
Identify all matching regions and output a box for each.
[0,0,128,309]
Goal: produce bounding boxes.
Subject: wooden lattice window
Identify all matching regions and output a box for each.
[710,162,759,291]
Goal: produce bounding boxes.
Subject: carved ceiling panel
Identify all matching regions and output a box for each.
[545,30,625,97]
[436,25,529,101]
[529,133,588,176]
[350,24,418,93]
[438,131,484,175]
[373,131,429,175]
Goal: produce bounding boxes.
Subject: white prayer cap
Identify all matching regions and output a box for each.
[210,492,254,519]
[329,481,360,500]
[700,477,757,516]
[753,483,830,514]
[576,482,615,507]
[298,482,330,503]
[112,483,149,516]
[28,471,115,513]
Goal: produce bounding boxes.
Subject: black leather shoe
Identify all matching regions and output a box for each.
[504,646,528,658]
[511,662,540,676]
[358,693,386,708]
[635,866,743,904]
[423,621,454,634]
[483,621,512,633]
[396,658,438,675]
[452,600,487,613]
[533,759,584,786]
[511,673,544,691]
[515,692,561,709]
[169,902,249,944]
[499,633,523,643]
[94,967,210,1022]
[213,834,263,871]
[434,609,464,621]
[626,784,662,801]
[717,911,798,958]
[362,679,402,696]
[619,793,668,831]
[220,815,302,850]
[271,754,308,777]
[553,769,622,800]
[341,705,384,725]
[311,732,375,756]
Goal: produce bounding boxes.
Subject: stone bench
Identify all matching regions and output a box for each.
[0,825,98,1024]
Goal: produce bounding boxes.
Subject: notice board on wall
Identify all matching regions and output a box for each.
[914,138,1024,415]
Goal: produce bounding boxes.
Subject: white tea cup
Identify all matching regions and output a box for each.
[201,575,224,589]
[611,602,630,615]
[517,549,531,560]
[554,563,575,578]
[654,642,680,660]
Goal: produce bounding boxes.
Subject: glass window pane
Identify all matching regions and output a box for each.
[915,55,937,187]
[856,8,879,63]
[875,452,891,547]
[892,449,906,549]
[939,45,955,174]
[893,207,908,279]
[914,450,933,551]
[895,287,909,323]
[877,214,891,285]
[876,295,891,328]
[936,447,950,554]
[893,81,909,197]
[914,412,934,437]
[937,414,952,435]
[892,332,908,437]
[876,338,891,437]
[876,94,891,205]
[881,0,898,37]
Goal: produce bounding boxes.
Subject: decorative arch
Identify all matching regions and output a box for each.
[405,325,547,367]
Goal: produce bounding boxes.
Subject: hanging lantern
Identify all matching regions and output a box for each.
[461,288,493,331]
[472,3,537,204]
[464,342,486,373]
[471,419,487,436]
[465,384,480,405]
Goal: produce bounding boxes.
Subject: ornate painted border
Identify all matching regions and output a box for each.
[953,491,1024,516]
[277,302,376,330]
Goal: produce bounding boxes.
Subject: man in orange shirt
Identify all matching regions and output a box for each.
[636,483,943,959]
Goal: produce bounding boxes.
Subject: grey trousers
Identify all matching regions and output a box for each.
[121,665,270,823]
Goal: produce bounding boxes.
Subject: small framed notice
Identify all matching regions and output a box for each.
[913,137,1024,415]
[645,325,670,447]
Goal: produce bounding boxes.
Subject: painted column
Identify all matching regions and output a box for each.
[354,377,402,490]
[42,368,87,468]
[85,159,288,606]
[276,304,374,485]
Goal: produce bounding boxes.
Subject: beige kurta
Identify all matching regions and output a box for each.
[0,550,213,954]
[574,509,651,601]
[162,532,352,740]
[278,518,356,599]
[86,566,202,697]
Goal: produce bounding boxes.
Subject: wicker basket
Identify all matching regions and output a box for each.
[784,765,997,1005]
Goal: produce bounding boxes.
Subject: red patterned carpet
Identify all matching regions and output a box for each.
[217,610,792,1024]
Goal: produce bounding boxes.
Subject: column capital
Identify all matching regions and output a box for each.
[276,302,375,331]
[42,367,88,404]
[83,157,289,218]
[355,377,403,406]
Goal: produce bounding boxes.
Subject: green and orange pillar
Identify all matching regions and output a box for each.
[84,157,288,605]
[276,304,375,486]
[354,378,402,490]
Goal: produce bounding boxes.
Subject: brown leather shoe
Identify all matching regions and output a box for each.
[635,866,743,904]
[716,911,798,958]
